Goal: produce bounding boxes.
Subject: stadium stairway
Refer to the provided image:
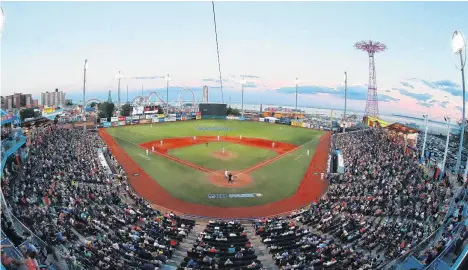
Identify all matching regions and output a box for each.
[166,221,208,267]
[243,223,279,270]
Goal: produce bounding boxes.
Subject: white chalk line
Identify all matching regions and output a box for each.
[108,131,222,176]
[235,137,319,177]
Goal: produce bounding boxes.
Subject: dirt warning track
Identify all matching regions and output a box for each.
[99,129,330,218]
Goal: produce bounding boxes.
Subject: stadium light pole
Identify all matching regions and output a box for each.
[82,59,88,132]
[421,114,429,164]
[295,78,299,120]
[115,71,123,109]
[440,117,451,181]
[453,31,467,175]
[165,74,171,115]
[241,78,246,117]
[0,6,4,40]
[343,72,348,133]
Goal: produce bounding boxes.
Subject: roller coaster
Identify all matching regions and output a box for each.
[131,88,198,113]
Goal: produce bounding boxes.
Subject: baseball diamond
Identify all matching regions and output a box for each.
[100,120,330,217]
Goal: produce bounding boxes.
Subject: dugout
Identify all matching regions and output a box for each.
[199,103,227,119]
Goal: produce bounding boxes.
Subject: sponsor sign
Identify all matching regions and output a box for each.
[118,116,126,121]
[43,106,55,113]
[111,117,119,122]
[118,121,126,126]
[196,115,201,120]
[159,118,165,123]
[208,193,263,199]
[152,118,159,123]
[181,117,187,121]
[103,122,112,128]
[166,117,176,122]
[259,118,265,122]
[140,119,151,124]
[146,114,154,119]
[132,119,140,124]
[303,123,311,128]
[227,116,239,120]
[139,115,146,120]
[100,118,108,123]
[111,122,118,126]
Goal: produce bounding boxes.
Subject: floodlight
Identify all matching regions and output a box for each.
[344,72,347,82]
[452,31,466,54]
[295,78,299,85]
[165,75,172,82]
[115,71,123,80]
[84,59,88,69]
[0,7,4,37]
[240,78,247,85]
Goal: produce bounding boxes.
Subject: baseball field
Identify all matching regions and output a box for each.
[99,120,330,218]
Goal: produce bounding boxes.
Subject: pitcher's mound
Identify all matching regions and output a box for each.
[211,151,238,161]
[208,171,252,187]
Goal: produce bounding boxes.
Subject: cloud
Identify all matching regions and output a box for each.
[396,88,432,101]
[439,101,449,108]
[276,85,399,102]
[401,82,414,89]
[244,82,257,88]
[417,101,433,108]
[241,75,260,79]
[422,79,462,96]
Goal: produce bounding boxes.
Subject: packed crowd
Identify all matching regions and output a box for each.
[1,125,196,270]
[249,128,458,269]
[180,220,263,270]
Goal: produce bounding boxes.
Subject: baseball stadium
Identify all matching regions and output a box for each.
[2,2,468,270]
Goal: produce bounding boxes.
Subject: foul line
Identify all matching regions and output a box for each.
[108,131,222,176]
[235,137,318,177]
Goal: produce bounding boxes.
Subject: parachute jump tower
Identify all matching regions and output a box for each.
[354,40,387,118]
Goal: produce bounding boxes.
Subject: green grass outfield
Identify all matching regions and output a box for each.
[106,120,324,207]
[168,142,278,171]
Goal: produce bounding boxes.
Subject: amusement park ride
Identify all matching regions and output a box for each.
[130,87,198,113]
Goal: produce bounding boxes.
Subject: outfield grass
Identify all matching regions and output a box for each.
[108,120,318,145]
[106,120,324,207]
[168,142,278,171]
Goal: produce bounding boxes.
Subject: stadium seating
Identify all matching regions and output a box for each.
[179,220,263,270]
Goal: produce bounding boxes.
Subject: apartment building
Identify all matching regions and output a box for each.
[1,93,33,111]
[41,88,66,107]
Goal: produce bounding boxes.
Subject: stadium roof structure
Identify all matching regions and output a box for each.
[385,122,420,134]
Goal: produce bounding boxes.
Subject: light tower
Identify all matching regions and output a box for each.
[202,86,209,103]
[355,40,387,117]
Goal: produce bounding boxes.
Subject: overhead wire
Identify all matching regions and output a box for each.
[211,1,224,104]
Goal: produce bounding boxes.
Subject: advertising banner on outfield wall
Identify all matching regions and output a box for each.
[100,118,108,123]
[303,123,311,128]
[158,114,165,118]
[159,118,165,123]
[103,122,112,128]
[110,117,119,122]
[227,116,239,120]
[118,116,126,121]
[166,117,176,122]
[181,117,187,121]
[152,118,159,123]
[118,121,126,126]
[146,115,153,119]
[259,118,265,122]
[207,193,263,199]
[196,115,201,120]
[139,119,151,124]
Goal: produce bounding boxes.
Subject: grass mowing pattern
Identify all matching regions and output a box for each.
[106,120,324,207]
[168,142,278,171]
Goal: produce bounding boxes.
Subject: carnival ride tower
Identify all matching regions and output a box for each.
[354,40,387,118]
